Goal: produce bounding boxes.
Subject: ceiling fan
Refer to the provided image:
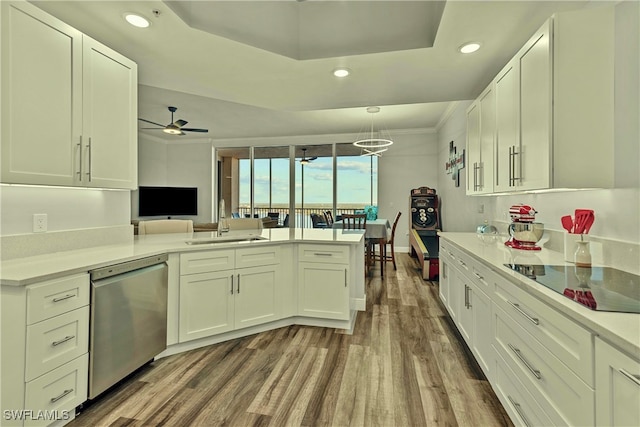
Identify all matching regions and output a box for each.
[139,106,208,135]
[299,148,317,165]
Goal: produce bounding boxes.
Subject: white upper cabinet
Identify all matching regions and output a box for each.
[466,87,495,195]
[1,1,137,190]
[469,6,616,194]
[82,37,137,189]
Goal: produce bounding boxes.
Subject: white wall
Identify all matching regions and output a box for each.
[0,185,130,236]
[132,135,214,223]
[378,130,439,249]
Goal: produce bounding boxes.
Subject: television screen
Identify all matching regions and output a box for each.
[138,186,198,217]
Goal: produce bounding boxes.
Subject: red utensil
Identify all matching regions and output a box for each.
[574,209,592,234]
[561,215,574,233]
[583,211,595,234]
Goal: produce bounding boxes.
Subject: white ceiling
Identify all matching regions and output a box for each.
[32,0,592,141]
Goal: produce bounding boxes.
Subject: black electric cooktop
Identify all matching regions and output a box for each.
[504,264,640,313]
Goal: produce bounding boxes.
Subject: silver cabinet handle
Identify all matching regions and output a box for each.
[473,272,484,282]
[507,395,531,427]
[473,162,480,190]
[463,285,468,308]
[313,252,333,257]
[512,145,521,184]
[52,294,75,303]
[237,274,240,293]
[52,335,75,347]
[77,136,83,179]
[344,269,347,287]
[619,369,640,386]
[466,285,472,308]
[50,388,73,403]
[508,301,539,325]
[230,275,234,294]
[508,343,542,380]
[86,137,92,182]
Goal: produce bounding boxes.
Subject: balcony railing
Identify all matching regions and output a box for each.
[236,207,360,228]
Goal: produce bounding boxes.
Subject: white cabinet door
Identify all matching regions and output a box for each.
[179,270,234,342]
[596,338,640,427]
[478,86,495,194]
[470,285,493,379]
[457,272,473,345]
[234,264,281,329]
[446,265,461,324]
[298,263,349,320]
[517,21,552,191]
[438,256,450,308]
[494,60,519,193]
[1,1,82,186]
[82,37,137,189]
[465,102,481,194]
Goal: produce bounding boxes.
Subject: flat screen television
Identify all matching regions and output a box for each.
[138,186,198,217]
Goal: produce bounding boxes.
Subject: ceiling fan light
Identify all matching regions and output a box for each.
[163,125,182,135]
[300,159,309,165]
[124,13,150,28]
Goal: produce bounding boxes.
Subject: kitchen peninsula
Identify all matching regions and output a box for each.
[0,228,366,426]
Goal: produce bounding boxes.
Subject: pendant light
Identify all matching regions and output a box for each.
[353,106,393,156]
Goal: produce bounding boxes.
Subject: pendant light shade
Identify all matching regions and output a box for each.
[353,106,393,156]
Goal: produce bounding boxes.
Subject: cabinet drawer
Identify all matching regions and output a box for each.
[298,244,349,264]
[493,278,593,386]
[235,246,281,269]
[494,305,595,426]
[494,352,554,427]
[25,306,89,381]
[181,250,235,275]
[27,274,89,325]
[24,353,88,427]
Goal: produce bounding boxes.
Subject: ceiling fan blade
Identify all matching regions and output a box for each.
[181,128,209,133]
[140,127,166,130]
[309,156,318,161]
[174,119,188,127]
[138,118,166,127]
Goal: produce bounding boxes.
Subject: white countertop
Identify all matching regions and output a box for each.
[0,228,364,287]
[438,232,640,356]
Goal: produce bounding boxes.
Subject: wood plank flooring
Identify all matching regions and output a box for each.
[70,253,513,427]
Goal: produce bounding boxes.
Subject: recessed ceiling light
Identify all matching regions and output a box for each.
[459,42,481,54]
[333,68,351,78]
[124,13,150,28]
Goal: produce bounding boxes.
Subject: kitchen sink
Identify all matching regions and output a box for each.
[185,235,268,245]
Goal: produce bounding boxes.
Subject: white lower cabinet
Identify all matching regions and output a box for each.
[24,354,89,427]
[494,304,594,426]
[595,338,640,426]
[438,240,605,427]
[1,273,90,427]
[178,246,282,342]
[298,263,349,320]
[297,244,350,321]
[494,351,555,427]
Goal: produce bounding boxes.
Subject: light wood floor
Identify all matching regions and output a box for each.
[71,253,513,427]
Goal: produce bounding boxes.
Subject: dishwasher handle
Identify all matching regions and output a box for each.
[90,254,168,281]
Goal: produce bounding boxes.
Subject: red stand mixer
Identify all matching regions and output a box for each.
[505,204,545,251]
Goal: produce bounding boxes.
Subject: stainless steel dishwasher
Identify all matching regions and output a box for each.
[89,254,168,399]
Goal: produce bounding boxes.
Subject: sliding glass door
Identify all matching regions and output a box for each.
[218,142,378,228]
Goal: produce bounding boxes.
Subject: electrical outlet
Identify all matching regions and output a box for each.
[478,204,484,214]
[33,214,47,233]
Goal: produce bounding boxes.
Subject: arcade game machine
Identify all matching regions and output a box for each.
[408,187,441,280]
